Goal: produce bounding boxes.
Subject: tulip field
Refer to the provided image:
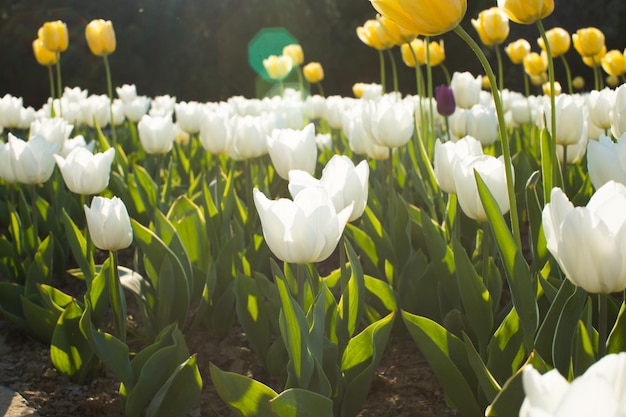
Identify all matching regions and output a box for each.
[4,1,626,416]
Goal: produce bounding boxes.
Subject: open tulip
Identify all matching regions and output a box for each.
[85,19,116,56]
[266,123,317,180]
[289,154,369,222]
[84,196,133,251]
[9,133,58,185]
[471,7,510,46]
[453,154,512,221]
[370,0,467,37]
[54,147,115,195]
[137,114,175,155]
[376,14,415,46]
[519,353,626,417]
[253,187,353,264]
[542,182,626,294]
[361,96,414,148]
[262,55,293,81]
[497,0,554,25]
[357,19,392,50]
[38,20,69,53]
[434,135,483,194]
[0,141,17,183]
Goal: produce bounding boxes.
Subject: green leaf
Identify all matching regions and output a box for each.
[453,238,494,350]
[552,287,587,375]
[475,171,538,350]
[62,208,95,282]
[134,164,158,217]
[21,296,58,342]
[167,195,210,274]
[269,388,333,417]
[540,128,553,204]
[234,274,273,362]
[524,170,548,271]
[341,312,395,417]
[338,240,365,338]
[608,301,626,354]
[486,308,526,385]
[209,363,278,417]
[0,282,26,327]
[462,332,501,402]
[145,355,203,417]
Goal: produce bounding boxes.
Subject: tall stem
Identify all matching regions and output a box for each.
[102,54,116,144]
[537,20,562,197]
[598,293,607,358]
[378,49,386,94]
[494,44,504,91]
[297,263,306,307]
[55,54,63,117]
[47,65,56,118]
[110,250,127,342]
[425,37,435,142]
[454,25,521,250]
[30,185,39,248]
[316,82,325,98]
[386,48,399,93]
[560,55,573,94]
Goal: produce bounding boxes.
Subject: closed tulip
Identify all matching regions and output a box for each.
[174,100,203,134]
[587,134,626,189]
[519,353,626,417]
[505,38,531,65]
[542,182,626,294]
[263,55,293,80]
[582,46,606,68]
[400,38,422,67]
[38,20,68,53]
[0,141,17,183]
[228,115,269,160]
[434,136,483,194]
[266,123,317,180]
[302,62,324,84]
[289,154,369,222]
[377,14,415,46]
[137,114,175,155]
[587,87,615,131]
[32,39,58,66]
[85,19,116,56]
[435,85,456,117]
[601,50,626,77]
[453,154,512,221]
[199,108,234,155]
[471,7,510,46]
[466,104,498,146]
[253,187,353,264]
[523,51,548,77]
[29,117,73,150]
[54,147,115,195]
[573,27,605,57]
[9,134,58,185]
[497,0,554,25]
[357,19,391,50]
[361,96,414,148]
[612,84,626,138]
[84,196,133,251]
[537,27,571,58]
[543,94,588,146]
[370,0,467,37]
[447,108,467,140]
[282,44,304,66]
[450,71,482,110]
[343,106,390,160]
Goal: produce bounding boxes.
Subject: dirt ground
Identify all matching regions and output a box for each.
[0,313,459,417]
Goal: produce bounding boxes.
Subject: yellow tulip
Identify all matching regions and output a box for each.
[601,50,626,77]
[32,38,58,66]
[572,75,585,90]
[530,73,548,86]
[283,44,304,66]
[370,0,467,37]
[537,27,571,57]
[497,0,554,25]
[505,38,531,64]
[428,40,446,66]
[353,82,367,98]
[85,19,116,56]
[38,20,68,53]
[263,55,293,80]
[356,19,391,50]
[542,80,561,96]
[606,75,620,87]
[303,62,324,83]
[376,14,415,46]
[572,27,605,57]
[523,51,548,77]
[471,7,510,46]
[401,38,445,67]
[582,46,606,68]
[400,42,417,67]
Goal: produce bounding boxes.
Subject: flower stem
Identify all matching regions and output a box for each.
[495,44,504,91]
[55,54,63,117]
[560,55,573,94]
[599,293,607,358]
[454,25,521,250]
[378,49,386,94]
[425,37,435,145]
[110,250,127,342]
[47,65,56,118]
[102,54,116,145]
[386,48,399,93]
[316,82,325,97]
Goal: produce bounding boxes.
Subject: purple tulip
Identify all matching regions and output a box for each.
[435,85,456,116]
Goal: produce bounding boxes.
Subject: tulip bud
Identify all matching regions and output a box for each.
[505,38,531,64]
[573,27,605,58]
[282,44,304,66]
[85,19,116,56]
[302,62,324,84]
[471,7,510,46]
[537,27,570,58]
[32,38,58,66]
[523,51,548,77]
[601,50,626,77]
[84,196,133,251]
[435,85,456,116]
[38,20,69,53]
[542,81,561,96]
[572,76,585,90]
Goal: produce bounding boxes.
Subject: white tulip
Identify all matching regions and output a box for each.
[361,96,414,148]
[450,72,482,110]
[587,133,626,189]
[266,123,318,179]
[54,147,115,195]
[434,136,484,194]
[137,114,175,155]
[466,104,498,146]
[84,196,133,251]
[9,133,58,184]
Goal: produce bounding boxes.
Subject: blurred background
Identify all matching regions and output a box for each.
[1,0,625,108]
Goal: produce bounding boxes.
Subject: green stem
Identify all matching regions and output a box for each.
[560,55,573,94]
[102,54,116,144]
[295,65,305,100]
[425,36,435,142]
[47,65,56,118]
[454,25,521,250]
[30,185,39,248]
[339,237,348,296]
[494,44,504,91]
[386,48,399,93]
[523,71,530,97]
[110,250,127,342]
[378,49,386,94]
[440,63,451,85]
[593,64,604,90]
[598,293,607,358]
[537,20,563,197]
[55,54,63,117]
[561,145,568,186]
[297,263,306,307]
[316,82,325,97]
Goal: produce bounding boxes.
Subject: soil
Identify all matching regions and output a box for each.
[0,313,459,417]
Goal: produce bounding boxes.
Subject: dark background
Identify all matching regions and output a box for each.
[1,0,625,108]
